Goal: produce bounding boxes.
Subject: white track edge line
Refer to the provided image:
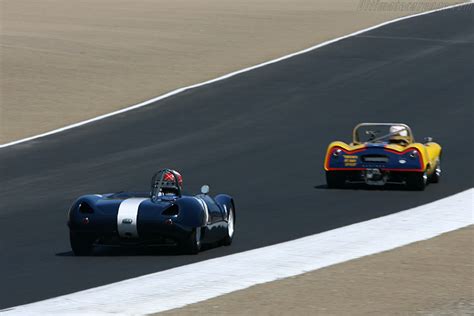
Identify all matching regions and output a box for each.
[2,189,472,315]
[1,1,472,149]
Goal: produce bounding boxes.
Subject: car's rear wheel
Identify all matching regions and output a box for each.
[70,231,95,256]
[182,228,201,255]
[221,206,235,246]
[326,171,345,188]
[430,160,441,183]
[406,170,428,191]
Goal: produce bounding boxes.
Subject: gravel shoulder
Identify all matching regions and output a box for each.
[0,0,464,143]
[160,226,474,315]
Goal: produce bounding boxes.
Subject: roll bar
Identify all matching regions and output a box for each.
[150,168,182,200]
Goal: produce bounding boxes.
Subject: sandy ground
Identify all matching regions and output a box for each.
[0,0,464,143]
[160,226,474,316]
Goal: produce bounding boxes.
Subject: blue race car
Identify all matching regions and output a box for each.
[68,169,235,255]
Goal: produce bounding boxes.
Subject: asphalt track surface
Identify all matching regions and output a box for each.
[0,6,473,309]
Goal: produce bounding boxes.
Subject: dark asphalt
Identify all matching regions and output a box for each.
[0,5,473,309]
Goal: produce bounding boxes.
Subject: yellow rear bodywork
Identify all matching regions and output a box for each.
[324,140,442,175]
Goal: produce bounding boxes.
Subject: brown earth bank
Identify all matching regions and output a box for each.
[0,0,465,143]
[159,226,474,316]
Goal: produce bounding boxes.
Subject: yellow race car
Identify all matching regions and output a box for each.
[324,123,442,190]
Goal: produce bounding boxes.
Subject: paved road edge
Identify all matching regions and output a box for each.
[2,189,472,315]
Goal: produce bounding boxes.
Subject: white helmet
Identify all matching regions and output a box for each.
[390,125,408,137]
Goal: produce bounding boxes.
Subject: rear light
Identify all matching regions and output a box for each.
[332,149,342,158]
[409,150,418,159]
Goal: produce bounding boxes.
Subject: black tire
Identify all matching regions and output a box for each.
[221,206,235,246]
[70,231,95,256]
[406,171,428,191]
[182,228,201,255]
[326,171,345,188]
[430,160,441,184]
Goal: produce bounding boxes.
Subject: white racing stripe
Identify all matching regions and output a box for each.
[116,198,148,238]
[0,1,471,150]
[2,189,472,315]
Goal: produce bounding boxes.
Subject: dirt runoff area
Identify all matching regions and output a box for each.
[0,0,465,144]
[160,226,474,315]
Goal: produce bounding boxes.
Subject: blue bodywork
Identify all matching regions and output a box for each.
[68,191,235,247]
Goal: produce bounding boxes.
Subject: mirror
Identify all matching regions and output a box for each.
[424,137,433,143]
[200,185,210,195]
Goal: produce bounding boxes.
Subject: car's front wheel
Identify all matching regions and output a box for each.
[70,231,95,256]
